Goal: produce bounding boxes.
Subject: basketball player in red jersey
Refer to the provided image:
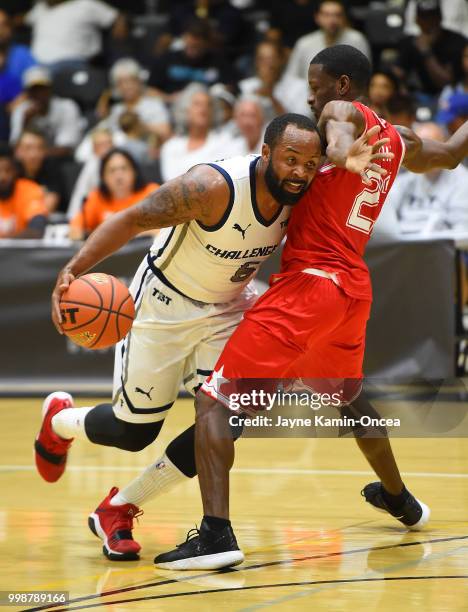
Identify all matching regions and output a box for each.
[154,45,468,570]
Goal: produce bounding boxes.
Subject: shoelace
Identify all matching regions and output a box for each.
[112,507,144,534]
[177,526,200,548]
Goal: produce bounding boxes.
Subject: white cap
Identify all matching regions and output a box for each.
[23,66,52,88]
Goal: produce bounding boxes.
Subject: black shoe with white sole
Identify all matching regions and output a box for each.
[362,482,430,530]
[154,520,244,570]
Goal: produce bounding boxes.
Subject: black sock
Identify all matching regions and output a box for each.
[202,515,231,532]
[382,485,409,510]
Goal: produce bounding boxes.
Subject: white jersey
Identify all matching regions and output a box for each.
[149,155,291,303]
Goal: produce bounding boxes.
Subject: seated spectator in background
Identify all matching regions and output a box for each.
[69,148,158,240]
[229,96,267,156]
[116,111,153,162]
[239,40,310,116]
[404,0,468,38]
[438,42,468,110]
[99,58,171,146]
[0,10,36,82]
[386,93,417,129]
[160,83,228,182]
[382,123,468,236]
[0,145,48,239]
[394,0,466,99]
[210,83,237,139]
[10,66,84,158]
[14,128,65,213]
[368,70,400,117]
[268,0,319,50]
[68,127,114,219]
[436,92,468,136]
[168,0,246,58]
[149,18,239,102]
[286,0,371,80]
[24,0,126,71]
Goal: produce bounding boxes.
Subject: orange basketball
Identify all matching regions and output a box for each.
[59,273,135,349]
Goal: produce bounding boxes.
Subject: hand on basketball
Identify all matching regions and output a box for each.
[52,269,76,334]
[345,125,394,185]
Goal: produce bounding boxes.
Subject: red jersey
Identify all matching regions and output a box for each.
[281,102,405,301]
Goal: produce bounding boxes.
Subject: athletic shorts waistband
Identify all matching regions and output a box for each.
[302,268,340,286]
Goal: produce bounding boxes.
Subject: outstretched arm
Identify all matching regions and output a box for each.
[318,100,394,184]
[398,121,468,173]
[51,165,228,332]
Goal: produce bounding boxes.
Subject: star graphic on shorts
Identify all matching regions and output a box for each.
[206,365,230,392]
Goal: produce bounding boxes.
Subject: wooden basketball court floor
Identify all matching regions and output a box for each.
[1,397,468,612]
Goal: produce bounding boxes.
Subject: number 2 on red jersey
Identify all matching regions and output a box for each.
[346,170,391,235]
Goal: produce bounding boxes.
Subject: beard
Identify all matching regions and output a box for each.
[264,159,309,206]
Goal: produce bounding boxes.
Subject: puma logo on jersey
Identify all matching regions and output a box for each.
[135,386,154,400]
[232,223,251,240]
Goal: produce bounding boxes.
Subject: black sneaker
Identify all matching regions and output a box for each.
[154,520,244,570]
[362,482,430,531]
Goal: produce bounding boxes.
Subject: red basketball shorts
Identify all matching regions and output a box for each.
[201,270,371,410]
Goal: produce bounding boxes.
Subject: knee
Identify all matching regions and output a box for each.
[194,390,218,417]
[194,391,230,429]
[118,421,163,452]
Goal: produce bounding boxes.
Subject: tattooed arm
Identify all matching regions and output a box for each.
[51,166,229,331]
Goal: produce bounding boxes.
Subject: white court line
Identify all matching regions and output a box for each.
[1,465,468,479]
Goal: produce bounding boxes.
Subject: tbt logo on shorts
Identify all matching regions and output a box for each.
[152,288,172,305]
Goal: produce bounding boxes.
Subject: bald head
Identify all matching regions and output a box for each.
[414,122,446,143]
[414,123,447,179]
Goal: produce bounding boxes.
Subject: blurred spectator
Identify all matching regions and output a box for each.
[239,40,310,116]
[438,42,468,110]
[160,84,228,182]
[99,58,171,145]
[24,0,127,71]
[68,127,114,219]
[286,0,371,80]
[404,0,468,38]
[210,83,237,138]
[368,70,400,117]
[69,147,158,240]
[268,0,319,49]
[436,92,468,135]
[229,96,266,155]
[148,18,238,102]
[168,0,246,56]
[394,0,467,97]
[14,128,65,213]
[10,66,84,158]
[382,123,468,236]
[0,144,48,239]
[0,9,36,82]
[386,93,417,129]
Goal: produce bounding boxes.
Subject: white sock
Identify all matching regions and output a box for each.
[51,406,94,440]
[110,453,188,507]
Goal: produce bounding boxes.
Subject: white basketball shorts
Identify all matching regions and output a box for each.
[112,255,258,423]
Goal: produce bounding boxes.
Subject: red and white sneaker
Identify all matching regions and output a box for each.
[88,487,143,561]
[34,391,74,483]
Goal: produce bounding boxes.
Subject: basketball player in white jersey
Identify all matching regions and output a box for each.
[35,113,384,560]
